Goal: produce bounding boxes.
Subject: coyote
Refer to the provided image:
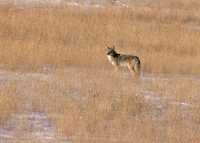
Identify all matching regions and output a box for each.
[106,46,141,77]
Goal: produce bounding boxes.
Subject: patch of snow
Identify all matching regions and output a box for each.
[0,0,130,8]
[0,128,14,139]
[66,1,79,7]
[114,0,128,7]
[0,70,53,83]
[0,112,70,142]
[180,102,191,106]
[14,0,62,6]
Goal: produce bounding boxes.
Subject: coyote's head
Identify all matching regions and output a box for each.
[106,46,117,56]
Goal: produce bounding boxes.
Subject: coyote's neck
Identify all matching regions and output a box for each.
[112,51,120,58]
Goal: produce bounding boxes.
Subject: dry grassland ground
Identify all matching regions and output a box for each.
[0,1,200,142]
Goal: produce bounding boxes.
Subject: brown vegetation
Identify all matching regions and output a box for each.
[0,3,200,73]
[0,1,200,142]
[0,81,22,123]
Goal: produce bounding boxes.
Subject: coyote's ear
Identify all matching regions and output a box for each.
[106,46,111,49]
[112,45,115,49]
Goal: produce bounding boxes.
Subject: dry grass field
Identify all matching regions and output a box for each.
[1,2,200,73]
[0,0,200,142]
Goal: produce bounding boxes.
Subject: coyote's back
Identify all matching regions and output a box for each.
[106,46,141,77]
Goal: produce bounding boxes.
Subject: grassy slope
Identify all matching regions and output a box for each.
[0,1,200,142]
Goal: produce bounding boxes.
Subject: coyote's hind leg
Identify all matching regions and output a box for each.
[127,63,136,77]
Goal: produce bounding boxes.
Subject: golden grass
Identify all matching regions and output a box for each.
[0,67,199,142]
[0,81,22,124]
[46,68,200,143]
[0,1,200,142]
[0,4,200,73]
